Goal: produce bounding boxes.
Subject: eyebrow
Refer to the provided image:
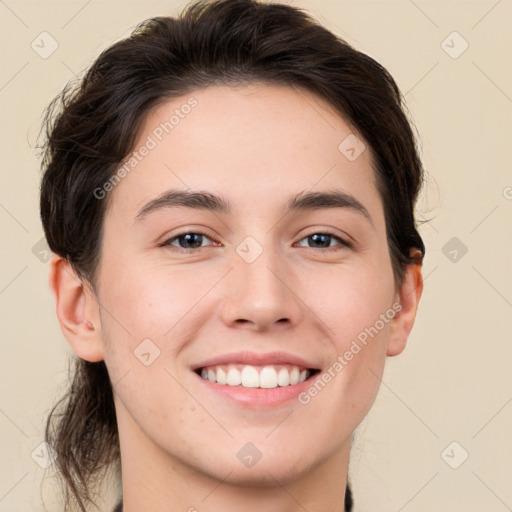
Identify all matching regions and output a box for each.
[135,188,372,225]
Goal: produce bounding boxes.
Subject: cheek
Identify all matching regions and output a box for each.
[302,262,394,410]
[99,259,207,342]
[97,263,199,431]
[308,259,395,343]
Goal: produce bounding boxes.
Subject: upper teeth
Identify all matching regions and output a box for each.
[199,364,311,388]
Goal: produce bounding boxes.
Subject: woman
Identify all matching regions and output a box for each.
[39,0,425,510]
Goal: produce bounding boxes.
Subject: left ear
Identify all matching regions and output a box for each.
[387,249,423,356]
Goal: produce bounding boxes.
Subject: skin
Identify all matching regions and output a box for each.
[49,83,422,512]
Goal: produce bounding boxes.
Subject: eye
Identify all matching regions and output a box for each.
[159,230,352,253]
[159,231,218,251]
[295,231,352,251]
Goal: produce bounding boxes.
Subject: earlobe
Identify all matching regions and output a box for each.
[387,250,423,357]
[49,255,104,362]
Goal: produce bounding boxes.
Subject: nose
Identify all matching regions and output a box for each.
[219,242,304,331]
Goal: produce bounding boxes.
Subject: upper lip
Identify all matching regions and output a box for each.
[191,351,321,371]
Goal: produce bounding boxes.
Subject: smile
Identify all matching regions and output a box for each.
[196,363,320,389]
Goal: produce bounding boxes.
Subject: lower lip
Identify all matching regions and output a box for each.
[193,370,320,408]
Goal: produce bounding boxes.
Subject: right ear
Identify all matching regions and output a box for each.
[48,255,104,362]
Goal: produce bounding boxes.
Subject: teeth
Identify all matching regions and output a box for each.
[216,366,227,385]
[226,367,242,386]
[260,366,278,388]
[241,366,259,387]
[289,367,300,385]
[277,368,290,386]
[198,364,314,388]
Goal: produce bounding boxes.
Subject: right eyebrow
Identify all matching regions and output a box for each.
[135,189,232,222]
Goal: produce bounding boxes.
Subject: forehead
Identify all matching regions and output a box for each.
[108,83,382,221]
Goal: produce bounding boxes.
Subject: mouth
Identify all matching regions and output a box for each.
[190,351,323,408]
[193,364,321,408]
[194,364,321,389]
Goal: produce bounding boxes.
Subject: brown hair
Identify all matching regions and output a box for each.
[40,0,425,510]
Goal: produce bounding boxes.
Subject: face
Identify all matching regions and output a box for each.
[91,83,408,486]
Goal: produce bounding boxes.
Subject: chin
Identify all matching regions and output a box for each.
[201,450,316,487]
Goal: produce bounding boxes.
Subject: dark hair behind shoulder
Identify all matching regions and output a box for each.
[40,1,424,510]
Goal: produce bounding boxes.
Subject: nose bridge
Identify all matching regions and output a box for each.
[239,240,284,297]
[220,233,302,329]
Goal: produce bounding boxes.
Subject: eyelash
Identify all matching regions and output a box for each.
[158,230,353,253]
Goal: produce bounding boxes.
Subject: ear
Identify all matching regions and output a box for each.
[386,249,423,357]
[48,255,104,362]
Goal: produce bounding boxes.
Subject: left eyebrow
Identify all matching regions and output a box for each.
[287,189,373,226]
[134,187,373,226]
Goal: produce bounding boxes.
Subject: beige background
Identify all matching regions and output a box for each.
[1,0,511,511]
